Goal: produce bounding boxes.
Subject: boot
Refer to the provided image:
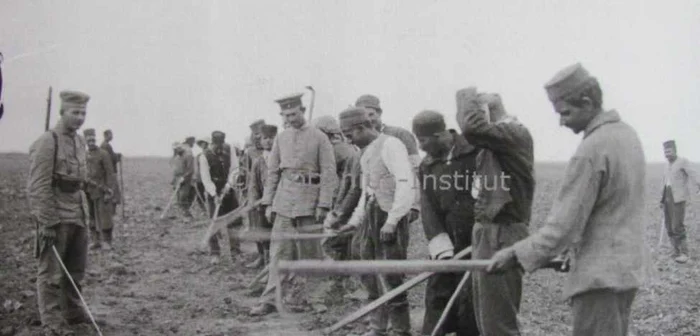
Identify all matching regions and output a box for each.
[363,305,388,336]
[89,229,101,250]
[246,256,264,269]
[249,302,276,316]
[387,303,412,336]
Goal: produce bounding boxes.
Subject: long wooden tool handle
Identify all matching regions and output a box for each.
[160,183,182,219]
[279,259,489,275]
[323,246,473,334]
[430,271,471,336]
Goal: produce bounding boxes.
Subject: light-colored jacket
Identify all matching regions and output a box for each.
[513,110,648,300]
[661,156,700,203]
[27,120,88,227]
[262,122,337,218]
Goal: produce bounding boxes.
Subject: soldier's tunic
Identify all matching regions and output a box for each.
[661,155,700,257]
[347,133,414,335]
[28,120,89,326]
[259,122,337,304]
[85,145,117,242]
[248,150,272,258]
[457,95,535,336]
[100,140,121,216]
[418,130,479,336]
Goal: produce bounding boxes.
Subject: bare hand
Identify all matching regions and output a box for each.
[315,207,329,223]
[40,226,57,246]
[265,206,273,223]
[379,223,397,243]
[486,247,518,274]
[322,212,338,230]
[337,223,356,234]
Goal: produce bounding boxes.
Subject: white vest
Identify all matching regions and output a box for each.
[361,134,396,212]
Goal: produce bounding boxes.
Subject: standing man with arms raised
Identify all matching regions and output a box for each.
[337,107,415,336]
[489,63,648,336]
[660,140,700,263]
[249,93,337,316]
[412,110,480,336]
[456,87,535,336]
[28,91,92,335]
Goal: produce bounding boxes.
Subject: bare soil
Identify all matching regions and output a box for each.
[1,155,698,335]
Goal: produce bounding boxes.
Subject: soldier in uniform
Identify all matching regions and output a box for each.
[337,107,414,336]
[412,111,479,336]
[199,131,242,264]
[246,124,278,269]
[240,120,266,266]
[100,129,121,218]
[660,140,700,263]
[28,90,92,335]
[84,128,118,251]
[249,93,337,316]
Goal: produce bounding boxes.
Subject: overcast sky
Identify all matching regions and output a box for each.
[1,0,699,162]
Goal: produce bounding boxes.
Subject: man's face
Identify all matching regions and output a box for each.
[552,98,596,134]
[86,135,97,148]
[261,135,274,150]
[197,142,208,150]
[252,131,263,148]
[417,131,451,157]
[343,125,372,148]
[664,147,677,161]
[62,107,87,131]
[104,132,113,142]
[365,107,382,130]
[281,108,304,129]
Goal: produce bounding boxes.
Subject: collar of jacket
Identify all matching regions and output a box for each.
[54,119,77,136]
[584,110,620,138]
[421,129,477,167]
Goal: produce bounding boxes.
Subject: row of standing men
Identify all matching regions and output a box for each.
[29,62,655,336]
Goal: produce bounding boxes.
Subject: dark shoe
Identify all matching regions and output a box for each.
[675,254,690,263]
[246,256,264,269]
[65,314,91,325]
[249,303,276,316]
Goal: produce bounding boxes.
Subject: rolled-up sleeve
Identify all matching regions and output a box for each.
[382,137,414,226]
[261,137,281,206]
[513,156,600,272]
[27,134,59,227]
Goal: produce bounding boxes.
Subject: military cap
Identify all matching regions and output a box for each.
[275,93,304,112]
[412,110,446,137]
[83,128,96,137]
[59,90,90,109]
[544,63,598,102]
[260,124,278,138]
[172,142,181,150]
[104,129,112,135]
[663,140,676,149]
[311,115,341,134]
[211,130,226,141]
[249,119,266,132]
[355,94,381,111]
[339,107,371,130]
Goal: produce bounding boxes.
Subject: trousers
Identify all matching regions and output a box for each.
[471,221,528,336]
[571,288,637,336]
[37,223,88,326]
[662,187,688,255]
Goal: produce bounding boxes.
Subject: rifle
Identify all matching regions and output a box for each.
[44,87,52,131]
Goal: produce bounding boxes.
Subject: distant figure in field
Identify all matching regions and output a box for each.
[661,140,700,264]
